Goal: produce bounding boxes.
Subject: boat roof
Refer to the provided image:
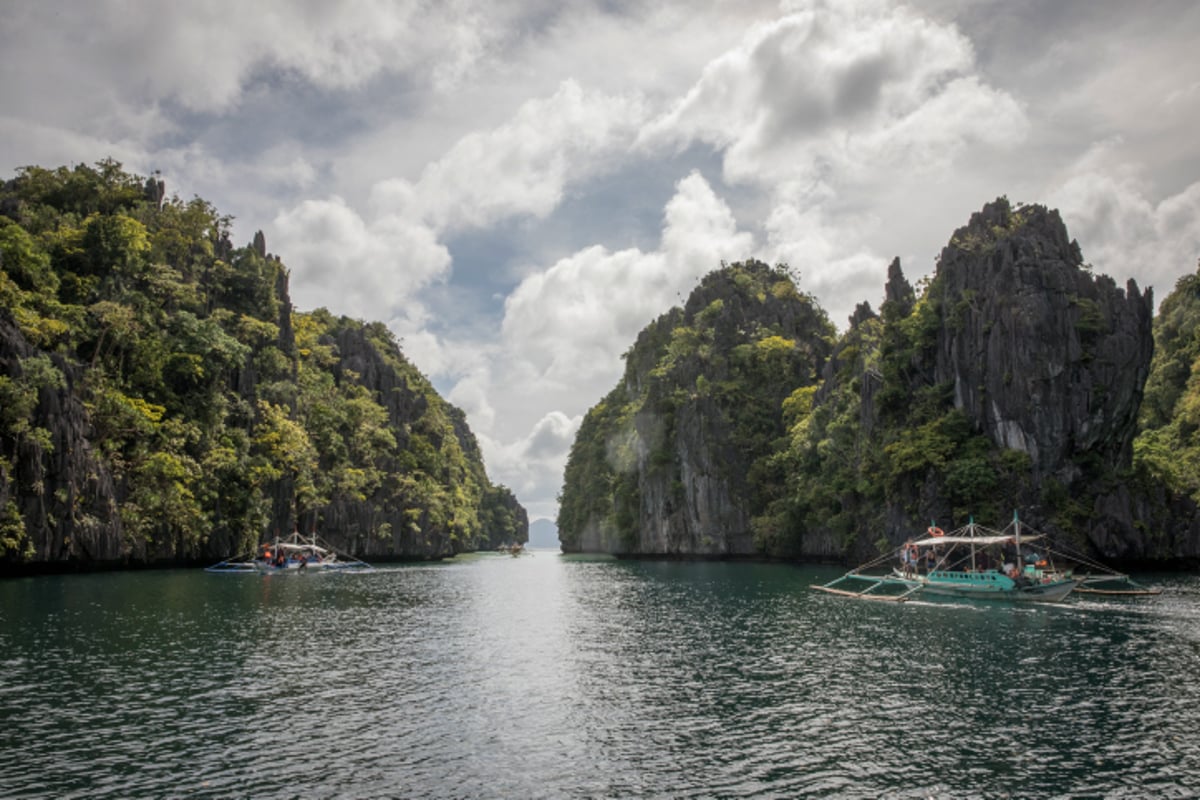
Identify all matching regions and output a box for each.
[911,533,1043,547]
[265,539,331,554]
[276,542,329,553]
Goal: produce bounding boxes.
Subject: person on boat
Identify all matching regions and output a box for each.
[902,539,917,578]
[298,554,308,571]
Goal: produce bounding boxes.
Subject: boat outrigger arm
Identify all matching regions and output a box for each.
[810,547,926,603]
[810,577,924,603]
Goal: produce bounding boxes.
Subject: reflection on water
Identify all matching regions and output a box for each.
[1,555,1198,798]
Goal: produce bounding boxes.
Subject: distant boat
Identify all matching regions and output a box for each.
[205,530,373,574]
[812,513,1156,603]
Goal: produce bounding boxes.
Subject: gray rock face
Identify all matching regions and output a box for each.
[932,201,1154,484]
[559,260,834,556]
[0,315,123,566]
[635,392,755,556]
[561,202,1179,564]
[1,277,522,571]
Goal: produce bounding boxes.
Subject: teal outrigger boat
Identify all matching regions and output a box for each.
[812,513,1152,603]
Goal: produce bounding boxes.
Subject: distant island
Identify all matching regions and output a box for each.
[0,160,526,573]
[558,198,1200,566]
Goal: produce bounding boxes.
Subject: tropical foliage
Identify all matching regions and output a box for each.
[559,198,1169,560]
[558,260,835,551]
[0,160,523,566]
[1133,267,1200,503]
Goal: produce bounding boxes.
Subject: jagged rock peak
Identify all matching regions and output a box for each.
[932,197,1154,480]
[143,173,165,209]
[883,257,914,318]
[849,301,876,329]
[941,197,1084,270]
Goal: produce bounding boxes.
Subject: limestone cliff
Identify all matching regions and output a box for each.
[0,161,524,572]
[0,315,122,563]
[559,198,1198,565]
[558,260,835,555]
[918,200,1160,559]
[931,201,1153,484]
[794,199,1166,562]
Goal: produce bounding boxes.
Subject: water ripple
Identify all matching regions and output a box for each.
[1,560,1198,798]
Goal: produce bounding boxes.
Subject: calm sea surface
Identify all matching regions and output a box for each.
[2,553,1199,799]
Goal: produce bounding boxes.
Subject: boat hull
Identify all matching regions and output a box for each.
[919,580,1077,602]
[253,560,331,573]
[891,570,1077,602]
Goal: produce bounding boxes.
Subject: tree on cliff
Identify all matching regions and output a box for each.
[0,160,525,570]
[1134,265,1200,505]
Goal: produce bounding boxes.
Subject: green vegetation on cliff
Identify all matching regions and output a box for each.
[558,198,1184,562]
[1134,267,1200,504]
[558,260,834,554]
[0,160,524,568]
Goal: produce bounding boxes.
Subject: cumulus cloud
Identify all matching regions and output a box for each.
[271,196,451,322]
[447,370,497,433]
[269,78,648,326]
[764,201,890,326]
[476,411,582,521]
[1050,145,1200,301]
[640,0,1028,189]
[1,0,515,123]
[500,171,753,385]
[375,81,647,233]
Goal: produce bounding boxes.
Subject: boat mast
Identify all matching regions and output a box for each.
[969,515,976,571]
[1013,510,1021,573]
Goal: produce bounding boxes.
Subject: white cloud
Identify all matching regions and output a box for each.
[500,171,753,386]
[270,196,451,322]
[850,75,1027,178]
[640,0,1027,189]
[447,370,497,433]
[764,201,890,326]
[476,410,582,521]
[525,411,580,460]
[1049,148,1200,301]
[2,1,511,120]
[396,81,647,232]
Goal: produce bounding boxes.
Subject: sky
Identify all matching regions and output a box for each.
[3,0,1199,524]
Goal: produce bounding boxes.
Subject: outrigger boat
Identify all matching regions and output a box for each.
[812,513,1157,603]
[205,529,373,574]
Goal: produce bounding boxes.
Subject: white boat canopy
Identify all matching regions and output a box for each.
[910,534,1043,547]
[273,542,332,554]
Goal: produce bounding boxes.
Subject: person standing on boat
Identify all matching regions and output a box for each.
[902,539,917,578]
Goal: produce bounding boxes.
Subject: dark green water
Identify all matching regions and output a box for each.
[1,554,1198,799]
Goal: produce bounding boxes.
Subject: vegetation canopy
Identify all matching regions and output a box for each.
[0,160,524,569]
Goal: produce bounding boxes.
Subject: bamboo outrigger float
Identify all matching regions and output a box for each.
[812,512,1159,603]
